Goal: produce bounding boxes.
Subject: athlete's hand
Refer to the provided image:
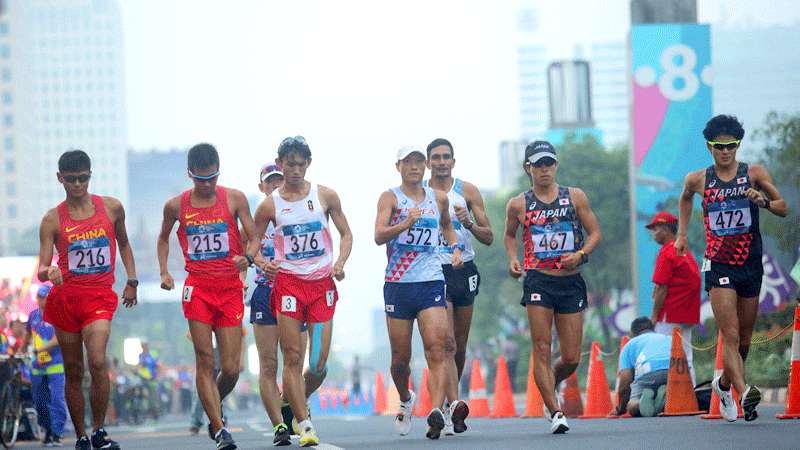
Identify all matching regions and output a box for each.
[403,208,423,229]
[674,234,688,257]
[263,260,280,281]
[232,255,249,271]
[452,249,464,269]
[559,252,582,270]
[122,285,137,308]
[160,273,175,291]
[508,259,523,279]
[47,266,63,286]
[453,205,471,224]
[333,261,346,281]
[745,187,767,207]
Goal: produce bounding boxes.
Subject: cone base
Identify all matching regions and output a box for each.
[776,413,800,419]
[490,413,517,418]
[522,413,544,418]
[606,413,632,419]
[660,410,703,416]
[579,414,612,419]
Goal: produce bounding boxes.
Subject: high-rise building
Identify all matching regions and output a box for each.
[517,7,548,141]
[0,0,127,255]
[497,139,527,188]
[590,41,629,147]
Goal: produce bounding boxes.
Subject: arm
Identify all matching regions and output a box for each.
[651,284,668,324]
[157,197,180,290]
[676,171,702,256]
[374,191,416,245]
[459,182,493,246]
[322,187,353,281]
[108,198,137,307]
[36,211,62,285]
[503,195,524,278]
[748,164,788,217]
[615,369,634,415]
[437,191,462,268]
[230,189,255,272]
[561,188,602,270]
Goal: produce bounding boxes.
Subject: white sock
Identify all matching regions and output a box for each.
[298,419,312,431]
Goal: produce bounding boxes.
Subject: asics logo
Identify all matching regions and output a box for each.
[185,213,200,219]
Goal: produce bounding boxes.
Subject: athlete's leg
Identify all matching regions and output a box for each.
[448,304,473,381]
[81,319,112,431]
[736,296,759,364]
[711,288,746,394]
[279,314,309,421]
[215,325,243,401]
[188,320,224,434]
[304,323,332,398]
[527,305,557,413]
[253,324,282,425]
[417,307,457,409]
[553,311,583,387]
[386,317,413,401]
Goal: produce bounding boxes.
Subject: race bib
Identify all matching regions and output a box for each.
[531,222,575,259]
[187,222,230,261]
[67,237,112,274]
[282,221,325,261]
[707,199,751,236]
[397,217,438,253]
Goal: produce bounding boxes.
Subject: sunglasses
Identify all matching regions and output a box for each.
[189,170,220,181]
[62,174,91,183]
[280,135,307,147]
[527,157,557,168]
[708,140,741,151]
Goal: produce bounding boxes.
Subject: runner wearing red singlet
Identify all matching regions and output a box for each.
[36,150,137,450]
[247,136,353,447]
[676,115,788,422]
[157,144,255,450]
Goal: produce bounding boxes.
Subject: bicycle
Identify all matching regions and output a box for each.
[0,354,32,449]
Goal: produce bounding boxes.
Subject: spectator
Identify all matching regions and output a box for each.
[351,355,362,396]
[502,338,520,392]
[612,317,672,417]
[646,211,701,385]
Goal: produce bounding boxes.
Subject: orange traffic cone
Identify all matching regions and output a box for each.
[468,359,490,417]
[414,368,432,417]
[374,372,387,415]
[702,334,744,419]
[579,341,613,418]
[777,305,800,419]
[491,356,517,417]
[384,382,400,416]
[662,327,702,416]
[523,353,544,417]
[608,335,632,418]
[561,372,583,418]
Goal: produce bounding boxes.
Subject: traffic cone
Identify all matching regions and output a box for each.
[384,382,400,416]
[414,368,432,417]
[523,353,544,417]
[491,356,517,417]
[373,372,387,415]
[608,335,632,418]
[777,305,800,419]
[662,327,702,416]
[468,359,490,417]
[579,341,614,418]
[561,372,583,418]
[702,334,744,419]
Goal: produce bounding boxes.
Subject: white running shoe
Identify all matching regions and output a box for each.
[550,411,569,434]
[712,376,738,422]
[443,406,454,436]
[394,390,416,436]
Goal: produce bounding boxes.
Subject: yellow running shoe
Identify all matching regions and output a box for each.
[298,423,319,447]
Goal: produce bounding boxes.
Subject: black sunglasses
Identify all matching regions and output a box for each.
[529,158,557,168]
[62,174,91,183]
[708,140,741,151]
[280,135,307,148]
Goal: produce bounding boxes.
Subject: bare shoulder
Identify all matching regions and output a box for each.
[506,192,524,212]
[461,180,484,200]
[685,169,705,191]
[163,194,181,216]
[101,196,125,218]
[747,163,769,178]
[317,184,339,201]
[41,207,60,229]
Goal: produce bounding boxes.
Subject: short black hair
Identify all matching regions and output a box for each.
[703,114,745,141]
[426,138,454,158]
[656,222,678,235]
[630,316,655,336]
[187,143,220,171]
[58,150,91,173]
[278,136,312,161]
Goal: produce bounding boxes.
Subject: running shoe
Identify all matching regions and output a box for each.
[75,436,91,450]
[550,411,569,434]
[51,435,63,447]
[189,424,200,435]
[443,405,454,436]
[280,395,295,435]
[741,385,761,422]
[273,423,291,446]
[291,402,311,436]
[214,427,237,450]
[43,429,53,447]
[425,408,445,440]
[298,421,319,447]
[394,390,416,436]
[90,428,120,450]
[450,399,469,433]
[712,375,738,422]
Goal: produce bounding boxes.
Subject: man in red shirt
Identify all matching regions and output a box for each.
[646,211,701,385]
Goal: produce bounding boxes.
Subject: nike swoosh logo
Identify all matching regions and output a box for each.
[235,313,242,320]
[96,310,107,315]
[65,226,80,232]
[185,213,200,219]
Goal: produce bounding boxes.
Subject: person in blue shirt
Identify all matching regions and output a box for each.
[612,317,672,417]
[138,341,158,382]
[23,284,67,446]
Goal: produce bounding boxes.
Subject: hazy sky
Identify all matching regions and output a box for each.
[119,0,800,354]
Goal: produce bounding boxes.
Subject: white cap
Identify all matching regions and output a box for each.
[396,145,426,161]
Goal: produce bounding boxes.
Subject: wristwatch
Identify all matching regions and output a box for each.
[577,250,588,265]
[763,199,771,210]
[463,220,474,230]
[451,243,466,252]
[126,279,139,288]
[245,255,255,267]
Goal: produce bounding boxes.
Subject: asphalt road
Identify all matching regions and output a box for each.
[10,406,799,450]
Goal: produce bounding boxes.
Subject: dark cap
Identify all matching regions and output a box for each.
[524,140,557,164]
[630,316,654,336]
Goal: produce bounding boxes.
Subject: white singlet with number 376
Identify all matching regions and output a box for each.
[272,184,333,280]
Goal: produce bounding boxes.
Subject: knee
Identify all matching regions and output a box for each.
[561,352,581,369]
[532,340,551,359]
[64,361,84,381]
[87,355,107,376]
[219,363,239,383]
[282,348,303,370]
[195,349,215,371]
[259,354,278,379]
[719,328,740,347]
[390,353,410,375]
